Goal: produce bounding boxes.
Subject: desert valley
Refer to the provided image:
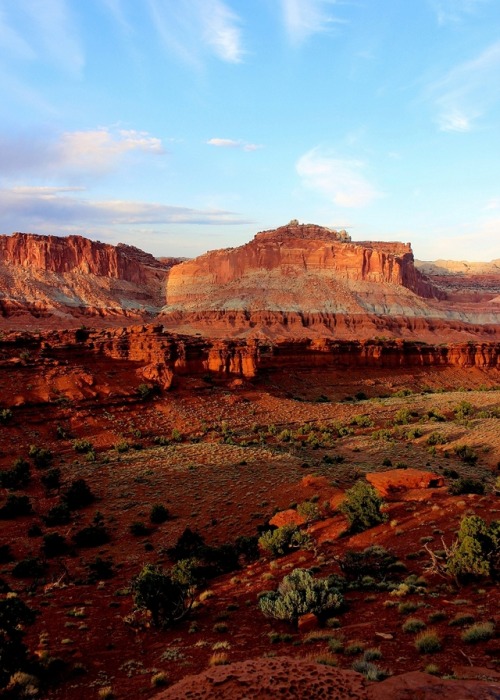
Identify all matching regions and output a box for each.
[0,222,499,699]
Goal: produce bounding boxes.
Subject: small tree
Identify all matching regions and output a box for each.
[339,481,386,533]
[63,479,94,510]
[447,515,499,581]
[259,568,344,624]
[132,562,196,627]
[258,525,311,558]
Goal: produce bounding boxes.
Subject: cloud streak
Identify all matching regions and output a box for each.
[429,0,489,26]
[281,0,344,45]
[148,0,243,67]
[0,128,165,179]
[207,138,262,151]
[296,147,382,208]
[427,40,500,132]
[0,186,251,231]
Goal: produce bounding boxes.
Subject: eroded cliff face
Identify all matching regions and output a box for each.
[161,223,499,339]
[164,223,441,310]
[1,325,498,410]
[0,233,180,325]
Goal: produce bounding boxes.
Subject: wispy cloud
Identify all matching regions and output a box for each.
[0,128,165,179]
[148,0,243,67]
[429,0,489,26]
[16,0,84,75]
[427,40,500,132]
[296,147,382,208]
[200,1,243,62]
[207,138,262,151]
[281,0,344,46]
[0,186,251,231]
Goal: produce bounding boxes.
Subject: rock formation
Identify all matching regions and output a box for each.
[0,232,180,325]
[161,223,500,339]
[0,226,498,341]
[155,657,500,700]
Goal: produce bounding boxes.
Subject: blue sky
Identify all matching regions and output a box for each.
[1,0,500,261]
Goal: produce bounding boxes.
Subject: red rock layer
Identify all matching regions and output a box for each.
[155,657,500,700]
[2,327,498,396]
[165,223,442,311]
[0,232,180,323]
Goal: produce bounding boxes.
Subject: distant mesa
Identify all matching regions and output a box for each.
[0,225,499,340]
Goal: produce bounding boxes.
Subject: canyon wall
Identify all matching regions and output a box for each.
[1,326,498,403]
[164,223,442,313]
[0,233,180,324]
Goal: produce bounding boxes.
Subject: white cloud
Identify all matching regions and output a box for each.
[148,0,244,67]
[0,186,251,231]
[296,147,382,208]
[201,1,243,63]
[58,129,165,172]
[427,40,500,132]
[429,0,489,25]
[281,0,344,46]
[0,128,165,178]
[207,138,262,151]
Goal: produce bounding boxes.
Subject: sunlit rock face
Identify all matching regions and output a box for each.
[161,223,499,339]
[0,232,180,325]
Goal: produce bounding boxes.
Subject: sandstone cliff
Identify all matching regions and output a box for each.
[0,232,180,325]
[165,223,441,310]
[161,223,499,340]
[1,326,498,408]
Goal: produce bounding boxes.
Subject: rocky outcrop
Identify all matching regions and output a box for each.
[366,469,444,498]
[0,327,499,408]
[161,223,499,339]
[164,223,442,311]
[155,657,500,700]
[0,232,180,325]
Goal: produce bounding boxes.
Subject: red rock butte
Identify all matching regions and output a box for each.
[0,224,499,342]
[160,222,500,340]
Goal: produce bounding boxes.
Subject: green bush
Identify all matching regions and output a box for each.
[12,557,46,579]
[259,568,344,624]
[426,432,447,446]
[150,504,169,524]
[402,617,426,633]
[42,533,68,558]
[72,439,94,454]
[63,479,95,510]
[448,477,484,495]
[258,525,311,558]
[339,481,386,533]
[132,562,195,627]
[447,516,499,581]
[0,408,13,424]
[461,621,495,644]
[0,594,37,686]
[41,468,61,491]
[87,557,114,582]
[28,445,53,469]
[137,383,155,400]
[0,459,31,489]
[414,629,441,654]
[44,502,71,526]
[73,513,109,548]
[453,444,478,465]
[0,495,33,519]
[339,545,396,583]
[393,408,412,425]
[296,501,320,523]
[453,401,475,420]
[130,521,150,537]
